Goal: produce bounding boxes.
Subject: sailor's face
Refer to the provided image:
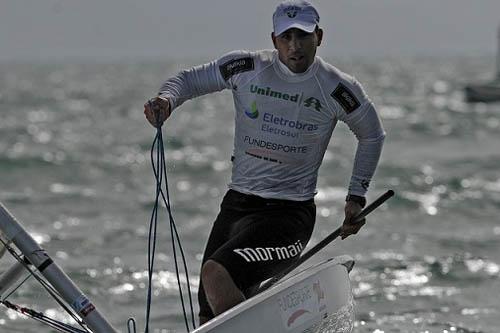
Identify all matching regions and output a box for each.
[272,27,323,73]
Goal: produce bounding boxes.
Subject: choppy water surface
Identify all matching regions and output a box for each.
[0,55,499,332]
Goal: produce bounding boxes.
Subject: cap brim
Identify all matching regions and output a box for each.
[275,22,316,36]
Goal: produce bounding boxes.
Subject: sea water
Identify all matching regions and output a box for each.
[0,55,499,332]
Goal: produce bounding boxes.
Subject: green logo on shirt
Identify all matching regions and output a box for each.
[249,84,322,111]
[244,101,259,119]
[250,84,299,103]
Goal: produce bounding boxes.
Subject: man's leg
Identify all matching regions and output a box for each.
[199,315,210,326]
[197,192,244,324]
[197,190,315,324]
[201,259,245,316]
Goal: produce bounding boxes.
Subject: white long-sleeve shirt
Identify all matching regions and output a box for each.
[159,50,385,201]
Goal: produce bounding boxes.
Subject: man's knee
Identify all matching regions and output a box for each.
[201,259,246,315]
[201,259,227,286]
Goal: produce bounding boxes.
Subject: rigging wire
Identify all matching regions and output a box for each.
[144,105,196,332]
[1,300,89,333]
[0,238,92,333]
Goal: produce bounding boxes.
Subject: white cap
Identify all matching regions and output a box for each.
[273,0,320,36]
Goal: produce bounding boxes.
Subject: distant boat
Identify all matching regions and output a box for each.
[464,24,500,103]
[464,80,500,103]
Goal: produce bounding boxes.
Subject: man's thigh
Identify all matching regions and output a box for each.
[209,205,315,290]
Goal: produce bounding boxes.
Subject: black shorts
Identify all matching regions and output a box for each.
[198,189,316,318]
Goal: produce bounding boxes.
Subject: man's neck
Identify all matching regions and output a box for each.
[276,56,315,76]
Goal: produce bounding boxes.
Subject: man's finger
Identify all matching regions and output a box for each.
[340,218,366,239]
[144,108,160,127]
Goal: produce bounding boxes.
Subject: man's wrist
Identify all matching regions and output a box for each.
[346,194,366,208]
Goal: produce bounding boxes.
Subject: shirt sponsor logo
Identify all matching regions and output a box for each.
[249,84,323,111]
[260,113,318,138]
[244,102,318,137]
[244,101,259,119]
[243,135,308,154]
[233,240,303,262]
[250,84,299,103]
[331,83,360,113]
[219,57,254,80]
[303,97,323,111]
[263,113,318,131]
[245,151,282,164]
[261,124,299,138]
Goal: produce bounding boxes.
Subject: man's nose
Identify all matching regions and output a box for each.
[288,35,301,51]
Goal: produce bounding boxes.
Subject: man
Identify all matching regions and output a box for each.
[144,0,385,325]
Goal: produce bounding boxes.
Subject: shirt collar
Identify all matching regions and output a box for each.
[273,51,318,82]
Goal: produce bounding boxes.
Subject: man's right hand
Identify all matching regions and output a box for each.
[144,96,171,128]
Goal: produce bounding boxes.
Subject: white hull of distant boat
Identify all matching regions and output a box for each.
[192,256,355,333]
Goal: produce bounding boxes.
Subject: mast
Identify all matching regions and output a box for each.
[0,202,118,333]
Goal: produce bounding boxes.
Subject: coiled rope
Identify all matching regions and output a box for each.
[144,104,196,332]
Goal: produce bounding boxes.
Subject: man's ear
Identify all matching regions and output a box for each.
[316,28,323,47]
[271,32,277,49]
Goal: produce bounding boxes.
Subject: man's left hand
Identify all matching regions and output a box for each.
[340,201,365,240]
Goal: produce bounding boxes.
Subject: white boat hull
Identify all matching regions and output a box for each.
[193,256,355,333]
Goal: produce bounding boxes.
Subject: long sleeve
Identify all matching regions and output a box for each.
[158,51,251,112]
[345,102,385,196]
[341,79,385,197]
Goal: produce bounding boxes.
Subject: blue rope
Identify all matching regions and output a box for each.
[145,106,196,332]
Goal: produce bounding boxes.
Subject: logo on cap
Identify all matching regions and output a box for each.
[273,1,320,36]
[285,6,299,18]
